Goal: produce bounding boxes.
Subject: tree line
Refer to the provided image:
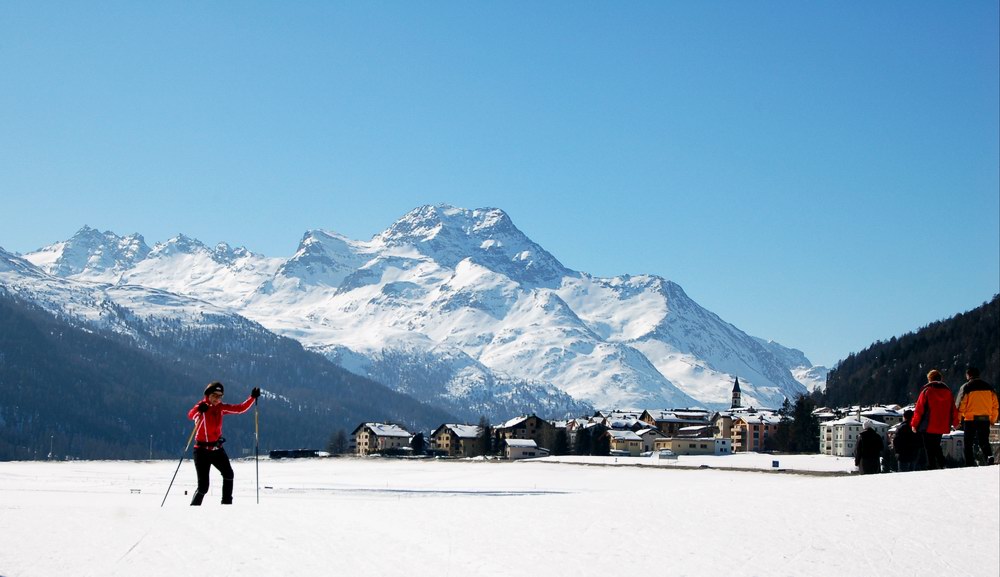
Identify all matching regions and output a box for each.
[822,295,999,408]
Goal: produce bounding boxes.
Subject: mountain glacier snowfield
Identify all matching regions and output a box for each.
[8,205,829,419]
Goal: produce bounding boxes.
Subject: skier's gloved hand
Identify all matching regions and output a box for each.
[197,402,209,413]
[251,387,261,399]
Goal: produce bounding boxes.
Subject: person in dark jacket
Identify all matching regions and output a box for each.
[855,420,884,474]
[910,369,957,470]
[892,409,920,472]
[188,381,260,506]
[955,367,999,466]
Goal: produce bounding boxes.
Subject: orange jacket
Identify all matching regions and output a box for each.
[956,379,999,424]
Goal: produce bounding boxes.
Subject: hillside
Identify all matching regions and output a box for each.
[822,294,999,407]
[0,289,454,460]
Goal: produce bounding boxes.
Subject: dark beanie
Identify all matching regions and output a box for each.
[204,382,224,396]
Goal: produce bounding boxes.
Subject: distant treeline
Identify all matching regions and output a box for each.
[822,294,999,407]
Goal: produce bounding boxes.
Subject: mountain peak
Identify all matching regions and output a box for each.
[377,205,570,285]
[25,227,151,278]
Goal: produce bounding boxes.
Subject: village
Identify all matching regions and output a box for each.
[338,378,1000,466]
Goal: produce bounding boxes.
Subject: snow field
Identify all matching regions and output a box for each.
[0,457,996,577]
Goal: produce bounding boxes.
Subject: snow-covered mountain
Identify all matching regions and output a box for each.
[20,205,829,413]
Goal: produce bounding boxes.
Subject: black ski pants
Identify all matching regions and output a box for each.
[963,419,994,466]
[920,433,946,470]
[191,447,234,505]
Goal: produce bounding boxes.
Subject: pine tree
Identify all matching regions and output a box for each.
[410,432,426,455]
[477,416,492,456]
[327,429,349,455]
[552,429,569,456]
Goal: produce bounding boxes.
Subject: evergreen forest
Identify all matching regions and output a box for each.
[822,294,999,407]
[0,291,453,460]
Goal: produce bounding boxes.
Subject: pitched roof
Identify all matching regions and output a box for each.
[437,424,481,439]
[498,415,530,429]
[358,422,412,438]
[608,430,642,441]
[735,414,782,425]
[504,439,538,448]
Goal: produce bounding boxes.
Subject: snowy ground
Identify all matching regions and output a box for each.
[0,454,996,577]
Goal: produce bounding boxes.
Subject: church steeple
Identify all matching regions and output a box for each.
[731,377,742,409]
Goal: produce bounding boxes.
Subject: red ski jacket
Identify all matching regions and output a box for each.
[188,396,255,445]
[911,381,958,435]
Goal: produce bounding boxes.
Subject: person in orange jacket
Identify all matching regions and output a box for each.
[187,381,260,505]
[955,367,999,466]
[910,369,957,470]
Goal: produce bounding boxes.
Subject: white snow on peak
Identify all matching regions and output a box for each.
[9,205,826,413]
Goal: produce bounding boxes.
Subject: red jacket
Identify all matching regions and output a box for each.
[188,395,255,444]
[911,381,958,435]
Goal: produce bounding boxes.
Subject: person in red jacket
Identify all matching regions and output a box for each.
[188,381,260,505]
[910,369,957,470]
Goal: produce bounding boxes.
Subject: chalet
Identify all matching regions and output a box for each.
[589,411,644,431]
[495,415,555,451]
[607,430,643,456]
[430,424,483,458]
[351,422,412,456]
[635,428,664,453]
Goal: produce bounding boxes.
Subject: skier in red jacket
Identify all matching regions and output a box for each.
[910,369,957,470]
[187,381,260,505]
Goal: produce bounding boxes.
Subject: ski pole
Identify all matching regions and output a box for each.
[161,417,199,508]
[254,397,260,505]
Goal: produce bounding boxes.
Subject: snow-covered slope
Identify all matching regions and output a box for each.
[5,246,260,341]
[22,205,829,412]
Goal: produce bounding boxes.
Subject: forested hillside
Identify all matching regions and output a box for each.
[0,291,454,460]
[823,295,999,407]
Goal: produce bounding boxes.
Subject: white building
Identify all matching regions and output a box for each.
[821,417,863,457]
[504,439,549,460]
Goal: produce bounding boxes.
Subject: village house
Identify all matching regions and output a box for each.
[860,406,904,427]
[430,424,482,458]
[351,422,412,456]
[640,409,711,436]
[495,415,555,452]
[654,436,731,456]
[503,438,549,460]
[636,428,664,452]
[731,412,781,452]
[563,418,590,452]
[607,430,643,456]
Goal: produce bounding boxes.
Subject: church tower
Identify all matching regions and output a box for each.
[731,377,742,409]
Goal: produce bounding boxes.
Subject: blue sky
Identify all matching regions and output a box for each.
[1,2,997,368]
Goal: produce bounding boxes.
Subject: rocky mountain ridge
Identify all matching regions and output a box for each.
[19,205,828,414]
